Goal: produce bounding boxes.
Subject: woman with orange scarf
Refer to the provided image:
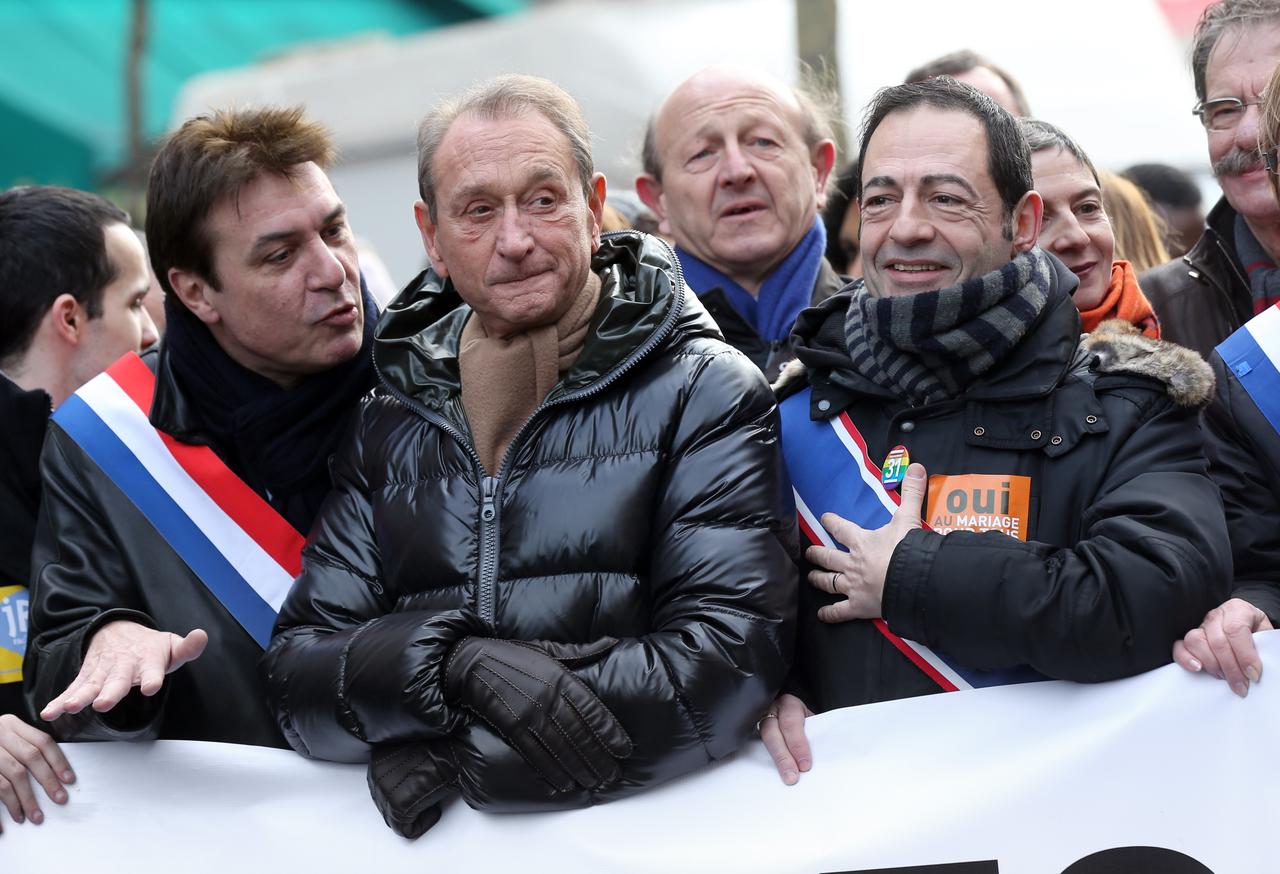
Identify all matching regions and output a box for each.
[1018,119,1160,338]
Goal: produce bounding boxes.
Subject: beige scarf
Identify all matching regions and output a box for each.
[458,271,602,474]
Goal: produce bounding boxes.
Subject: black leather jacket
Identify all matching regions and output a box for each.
[1140,198,1253,362]
[23,341,364,747]
[262,233,797,812]
[780,265,1230,711]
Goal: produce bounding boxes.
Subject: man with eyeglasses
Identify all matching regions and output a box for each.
[1141,1,1280,360]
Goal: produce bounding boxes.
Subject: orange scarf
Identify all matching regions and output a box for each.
[1077,260,1160,339]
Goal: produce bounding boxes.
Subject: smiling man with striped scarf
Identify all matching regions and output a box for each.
[759,77,1230,785]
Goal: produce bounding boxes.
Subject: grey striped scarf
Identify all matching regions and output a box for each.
[844,247,1054,404]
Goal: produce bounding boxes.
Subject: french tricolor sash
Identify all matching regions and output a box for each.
[1218,302,1280,437]
[779,387,1044,691]
[50,353,305,648]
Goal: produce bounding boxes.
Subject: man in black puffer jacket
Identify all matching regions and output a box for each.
[262,75,797,839]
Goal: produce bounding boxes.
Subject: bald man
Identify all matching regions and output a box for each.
[637,67,842,379]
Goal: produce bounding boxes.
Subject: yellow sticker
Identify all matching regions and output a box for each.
[0,584,28,684]
[926,475,1031,542]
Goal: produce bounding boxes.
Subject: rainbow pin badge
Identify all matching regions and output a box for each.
[881,445,910,489]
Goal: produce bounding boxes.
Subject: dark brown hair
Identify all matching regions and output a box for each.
[145,106,335,295]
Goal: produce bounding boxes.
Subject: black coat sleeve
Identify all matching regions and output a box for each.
[262,402,484,763]
[450,350,798,812]
[1201,354,1280,622]
[882,390,1230,682]
[23,425,164,740]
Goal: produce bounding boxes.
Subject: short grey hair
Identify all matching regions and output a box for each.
[1191,0,1280,102]
[1018,118,1099,185]
[416,74,594,221]
[641,72,840,182]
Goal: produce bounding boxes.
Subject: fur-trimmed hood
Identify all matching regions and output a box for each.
[1079,319,1215,409]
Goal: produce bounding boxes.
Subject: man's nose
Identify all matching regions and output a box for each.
[887,199,935,246]
[139,309,159,350]
[1235,102,1263,153]
[310,238,348,290]
[495,207,535,260]
[718,142,756,187]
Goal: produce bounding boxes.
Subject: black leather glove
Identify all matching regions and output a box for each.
[443,637,633,792]
[368,741,458,839]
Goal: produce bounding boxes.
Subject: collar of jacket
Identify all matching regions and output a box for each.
[144,344,213,447]
[1184,197,1251,298]
[0,372,52,497]
[783,255,1081,409]
[373,232,721,411]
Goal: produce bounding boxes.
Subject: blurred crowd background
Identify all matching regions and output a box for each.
[1,0,1218,286]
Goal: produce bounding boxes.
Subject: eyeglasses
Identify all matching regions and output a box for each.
[1192,96,1264,132]
[1265,146,1279,174]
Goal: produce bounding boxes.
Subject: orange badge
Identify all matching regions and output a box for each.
[926,475,1031,541]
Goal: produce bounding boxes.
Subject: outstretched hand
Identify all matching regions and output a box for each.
[805,463,927,623]
[40,620,208,721]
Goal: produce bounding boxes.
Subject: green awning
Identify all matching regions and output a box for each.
[0,0,526,188]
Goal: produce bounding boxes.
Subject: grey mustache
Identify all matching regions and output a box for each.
[1214,147,1262,177]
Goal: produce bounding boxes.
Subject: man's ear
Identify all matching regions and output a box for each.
[168,267,221,326]
[48,294,83,346]
[634,173,672,237]
[414,200,449,279]
[811,139,837,210]
[587,173,607,251]
[1010,190,1043,254]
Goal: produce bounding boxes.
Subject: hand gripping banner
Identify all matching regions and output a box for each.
[50,353,304,648]
[779,387,1043,691]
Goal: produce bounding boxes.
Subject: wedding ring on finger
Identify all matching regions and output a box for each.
[756,711,779,732]
[830,571,840,594]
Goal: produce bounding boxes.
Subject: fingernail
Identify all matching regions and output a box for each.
[1214,670,1224,680]
[906,465,925,480]
[797,758,812,772]
[1188,658,1202,672]
[1232,681,1249,699]
[1246,666,1261,684]
[54,790,67,804]
[782,770,798,785]
[29,809,42,824]
[61,770,75,783]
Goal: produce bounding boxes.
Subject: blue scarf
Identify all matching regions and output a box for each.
[676,217,827,342]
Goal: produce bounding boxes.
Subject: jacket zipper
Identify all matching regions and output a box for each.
[371,233,689,627]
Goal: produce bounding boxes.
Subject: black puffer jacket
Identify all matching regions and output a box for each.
[1202,347,1280,622]
[779,267,1230,712]
[262,233,797,812]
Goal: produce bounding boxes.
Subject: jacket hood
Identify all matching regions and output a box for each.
[1080,319,1215,408]
[373,232,721,409]
[777,254,1081,403]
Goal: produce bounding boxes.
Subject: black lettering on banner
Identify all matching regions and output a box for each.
[1059,846,1213,874]
[832,862,998,874]
[833,846,1213,874]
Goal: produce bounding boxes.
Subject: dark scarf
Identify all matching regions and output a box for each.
[1233,213,1280,315]
[161,282,377,534]
[843,247,1054,404]
[677,216,827,342]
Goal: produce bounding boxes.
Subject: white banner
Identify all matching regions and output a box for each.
[6,633,1278,873]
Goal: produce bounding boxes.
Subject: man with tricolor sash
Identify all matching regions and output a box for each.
[23,107,377,752]
[760,78,1230,784]
[1174,64,1280,698]
[0,185,159,831]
